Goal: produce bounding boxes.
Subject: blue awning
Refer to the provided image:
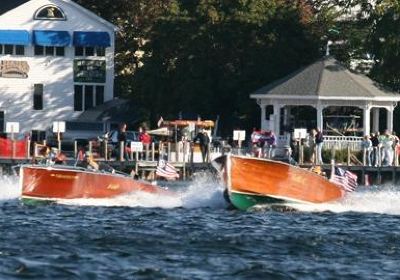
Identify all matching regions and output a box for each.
[33,30,70,46]
[0,30,30,45]
[73,31,111,47]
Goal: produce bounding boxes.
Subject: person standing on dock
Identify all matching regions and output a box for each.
[193,129,210,162]
[381,130,394,166]
[314,128,324,164]
[263,130,276,159]
[139,127,152,160]
[117,123,128,161]
[361,135,373,166]
[370,132,380,166]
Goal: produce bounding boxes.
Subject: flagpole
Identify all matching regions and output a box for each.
[330,159,335,180]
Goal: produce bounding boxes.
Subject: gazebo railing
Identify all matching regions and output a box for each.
[322,135,363,151]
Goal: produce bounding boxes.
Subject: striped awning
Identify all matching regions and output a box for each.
[0,30,30,45]
[33,30,70,46]
[73,31,111,47]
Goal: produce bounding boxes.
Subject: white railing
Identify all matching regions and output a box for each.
[323,136,363,151]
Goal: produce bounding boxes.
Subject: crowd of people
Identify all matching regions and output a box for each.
[361,129,400,166]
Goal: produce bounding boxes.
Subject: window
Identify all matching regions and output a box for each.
[55,47,64,56]
[74,85,83,111]
[74,85,104,111]
[74,47,83,56]
[95,86,104,106]
[15,45,24,55]
[84,85,94,110]
[74,47,105,57]
[45,46,54,56]
[0,45,24,55]
[34,5,66,20]
[4,45,13,55]
[33,84,43,110]
[34,46,44,56]
[31,130,46,142]
[34,46,64,57]
[96,47,105,57]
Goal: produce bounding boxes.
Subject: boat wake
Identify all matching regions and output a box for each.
[285,185,400,215]
[2,174,400,214]
[58,172,228,209]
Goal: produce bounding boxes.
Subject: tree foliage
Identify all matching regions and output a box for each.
[74,0,400,134]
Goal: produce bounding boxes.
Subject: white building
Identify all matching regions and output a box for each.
[0,0,115,139]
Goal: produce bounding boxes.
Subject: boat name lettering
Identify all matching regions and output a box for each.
[107,184,120,190]
[50,174,78,179]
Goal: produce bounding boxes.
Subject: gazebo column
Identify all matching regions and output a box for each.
[316,105,324,131]
[273,104,281,135]
[260,104,266,130]
[363,106,371,136]
[372,108,380,133]
[386,106,394,132]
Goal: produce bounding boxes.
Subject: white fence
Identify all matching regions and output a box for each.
[322,136,363,151]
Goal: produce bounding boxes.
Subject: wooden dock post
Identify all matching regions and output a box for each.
[74,141,78,159]
[347,145,351,166]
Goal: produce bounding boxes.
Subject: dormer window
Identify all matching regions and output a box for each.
[34,5,66,20]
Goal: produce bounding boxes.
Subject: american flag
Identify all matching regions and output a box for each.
[156,159,179,179]
[330,167,358,192]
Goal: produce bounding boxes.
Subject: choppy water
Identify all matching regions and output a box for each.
[1,174,400,279]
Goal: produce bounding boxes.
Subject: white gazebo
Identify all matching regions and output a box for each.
[250,57,400,137]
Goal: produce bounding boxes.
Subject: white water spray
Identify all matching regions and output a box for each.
[288,185,400,215]
[0,175,21,201]
[59,172,227,209]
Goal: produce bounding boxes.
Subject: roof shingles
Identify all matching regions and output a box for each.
[252,57,399,98]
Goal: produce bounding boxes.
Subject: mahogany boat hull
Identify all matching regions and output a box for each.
[217,155,344,210]
[20,165,168,202]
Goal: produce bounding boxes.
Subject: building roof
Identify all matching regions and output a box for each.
[0,0,116,30]
[0,0,30,15]
[251,57,400,100]
[75,99,139,124]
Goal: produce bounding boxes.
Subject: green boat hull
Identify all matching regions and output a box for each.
[229,191,287,210]
[21,197,55,206]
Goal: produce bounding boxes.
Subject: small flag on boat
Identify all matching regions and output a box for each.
[330,167,358,192]
[156,159,179,179]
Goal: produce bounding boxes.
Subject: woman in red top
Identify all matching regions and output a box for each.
[139,127,152,145]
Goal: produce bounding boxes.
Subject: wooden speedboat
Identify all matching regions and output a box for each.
[19,164,170,203]
[212,155,345,210]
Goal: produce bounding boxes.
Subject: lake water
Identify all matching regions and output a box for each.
[0,173,399,279]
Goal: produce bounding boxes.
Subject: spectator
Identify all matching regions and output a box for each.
[193,129,210,162]
[381,129,394,166]
[139,127,152,160]
[393,131,400,166]
[263,130,276,159]
[314,128,324,164]
[361,135,373,166]
[117,123,128,161]
[370,132,380,166]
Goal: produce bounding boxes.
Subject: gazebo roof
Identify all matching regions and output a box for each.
[251,57,400,101]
